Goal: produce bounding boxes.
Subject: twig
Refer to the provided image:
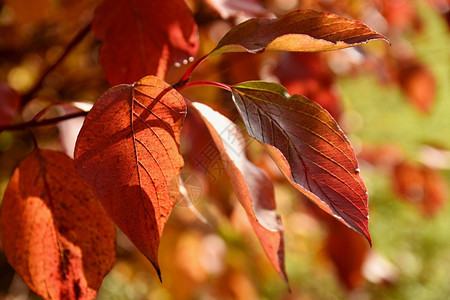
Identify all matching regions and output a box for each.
[0,111,88,133]
[21,22,92,106]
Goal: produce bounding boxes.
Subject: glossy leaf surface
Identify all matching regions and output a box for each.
[192,102,287,281]
[1,149,115,300]
[211,9,389,55]
[92,0,198,84]
[231,81,370,242]
[74,76,186,276]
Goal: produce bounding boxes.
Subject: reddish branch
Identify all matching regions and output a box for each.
[0,111,88,133]
[21,22,92,106]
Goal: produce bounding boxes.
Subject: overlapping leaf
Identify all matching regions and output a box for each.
[231,81,370,242]
[192,102,287,281]
[92,0,198,84]
[1,149,116,300]
[210,9,389,55]
[74,76,186,277]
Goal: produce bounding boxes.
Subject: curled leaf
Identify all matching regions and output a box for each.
[231,81,370,243]
[74,75,186,277]
[211,9,389,55]
[192,102,287,281]
[1,149,115,300]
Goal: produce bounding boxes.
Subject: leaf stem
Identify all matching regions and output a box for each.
[0,111,88,133]
[21,22,92,106]
[179,80,232,92]
[172,54,210,89]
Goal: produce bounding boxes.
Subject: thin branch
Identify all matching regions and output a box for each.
[172,54,210,89]
[178,80,232,92]
[0,111,88,133]
[21,22,92,106]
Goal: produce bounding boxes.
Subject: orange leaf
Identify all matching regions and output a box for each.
[231,81,370,243]
[192,102,287,281]
[1,149,115,300]
[92,0,198,85]
[74,75,186,277]
[211,9,389,55]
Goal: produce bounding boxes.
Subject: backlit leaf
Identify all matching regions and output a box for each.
[74,75,186,277]
[211,9,389,55]
[92,0,199,85]
[1,149,115,300]
[231,81,370,243]
[192,102,287,281]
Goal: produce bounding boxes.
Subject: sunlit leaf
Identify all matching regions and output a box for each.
[192,102,287,281]
[74,75,186,277]
[231,81,370,242]
[210,9,389,55]
[1,149,115,300]
[92,0,198,84]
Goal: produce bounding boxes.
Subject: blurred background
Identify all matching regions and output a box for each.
[0,0,449,299]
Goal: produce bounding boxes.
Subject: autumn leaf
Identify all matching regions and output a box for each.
[210,9,389,55]
[192,102,287,281]
[1,149,115,300]
[74,75,186,277]
[0,83,21,127]
[231,81,370,243]
[92,0,198,85]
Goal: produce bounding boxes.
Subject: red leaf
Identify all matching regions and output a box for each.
[0,83,21,127]
[211,9,389,55]
[74,75,186,277]
[231,81,370,243]
[1,149,115,300]
[92,0,199,85]
[192,102,287,281]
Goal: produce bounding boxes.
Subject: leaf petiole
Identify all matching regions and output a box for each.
[177,80,232,92]
[173,53,210,88]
